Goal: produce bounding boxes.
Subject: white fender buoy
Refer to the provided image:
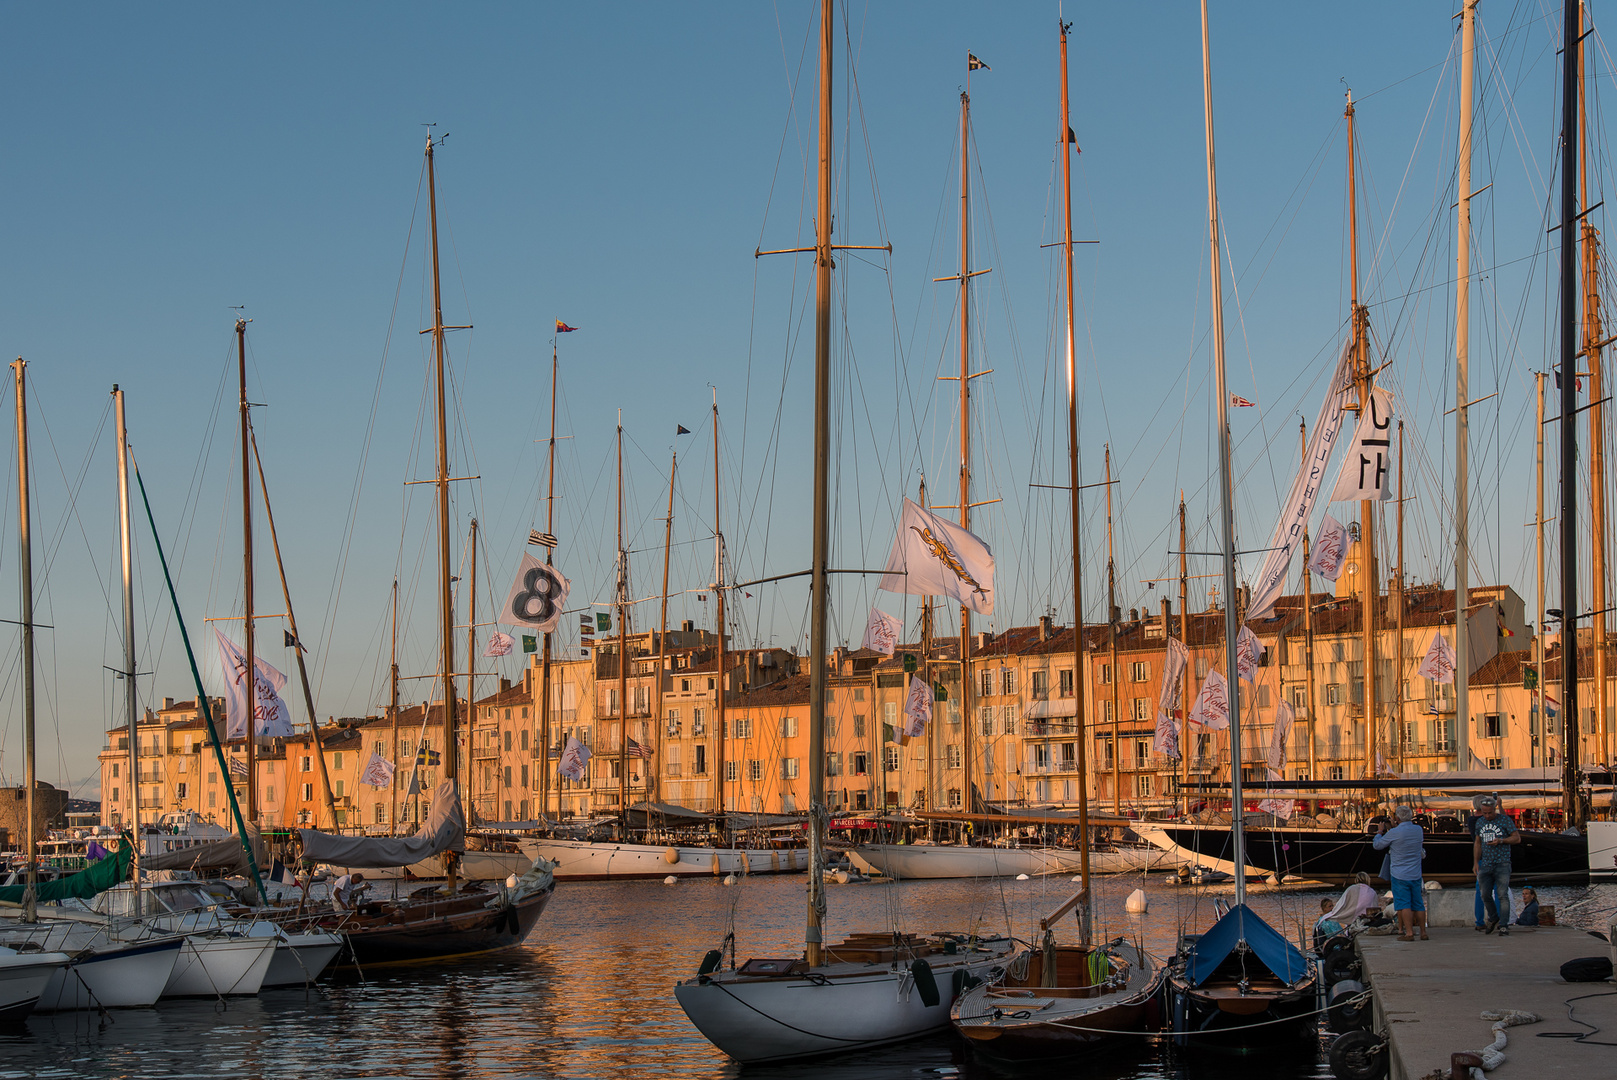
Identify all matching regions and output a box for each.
[833,870,849,885]
[1424,880,1443,891]
[723,874,738,886]
[664,847,680,865]
[1015,874,1030,881]
[1267,873,1281,886]
[712,854,722,875]
[664,875,678,885]
[506,874,520,889]
[1072,875,1084,883]
[1125,888,1149,914]
[771,851,781,872]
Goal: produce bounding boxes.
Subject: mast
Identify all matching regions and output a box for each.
[540,342,558,821]
[712,392,728,816]
[249,431,338,829]
[13,361,37,920]
[656,431,676,807]
[956,64,976,814]
[1537,372,1548,767]
[617,414,630,825]
[920,479,937,823]
[1105,445,1120,814]
[1579,0,1610,767]
[466,519,478,770]
[1059,16,1092,939]
[1561,0,1583,825]
[425,134,461,892]
[114,384,140,909]
[1454,0,1477,773]
[391,578,400,826]
[1345,92,1378,781]
[1302,424,1319,798]
[237,319,259,820]
[804,0,832,968]
[1199,0,1246,905]
[1179,494,1191,819]
[1396,419,1406,770]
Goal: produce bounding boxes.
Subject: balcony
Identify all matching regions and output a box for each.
[1406,741,1457,756]
[1025,721,1077,737]
[472,747,500,761]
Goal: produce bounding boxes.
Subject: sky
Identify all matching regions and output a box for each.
[0,2,1599,800]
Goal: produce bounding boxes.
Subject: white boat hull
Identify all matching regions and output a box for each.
[0,951,70,1020]
[522,838,808,880]
[261,930,343,988]
[1133,826,1267,879]
[162,934,277,998]
[36,936,183,1011]
[675,941,1016,1063]
[1590,820,1617,882]
[850,843,1182,879]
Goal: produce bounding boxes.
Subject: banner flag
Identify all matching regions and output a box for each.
[1153,637,1189,758]
[1267,700,1295,774]
[502,552,570,632]
[861,607,903,656]
[558,736,592,781]
[485,631,515,657]
[1189,670,1231,730]
[361,751,396,789]
[1330,386,1396,502]
[214,628,296,739]
[1307,513,1349,581]
[1235,626,1264,683]
[904,675,933,737]
[878,498,995,615]
[1417,634,1457,684]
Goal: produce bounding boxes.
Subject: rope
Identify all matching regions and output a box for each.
[1460,1008,1541,1078]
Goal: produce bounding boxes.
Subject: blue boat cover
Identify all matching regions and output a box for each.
[1184,903,1310,986]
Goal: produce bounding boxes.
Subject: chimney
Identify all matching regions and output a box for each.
[976,631,992,651]
[500,677,512,693]
[1038,615,1053,641]
[162,697,175,711]
[1161,597,1172,629]
[1129,607,1139,623]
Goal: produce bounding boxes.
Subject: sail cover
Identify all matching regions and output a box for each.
[298,779,465,868]
[1183,902,1309,986]
[142,823,265,873]
[0,844,132,903]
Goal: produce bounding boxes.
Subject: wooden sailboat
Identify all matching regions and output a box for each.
[1163,2,1318,1046]
[949,19,1166,1059]
[672,8,1014,1063]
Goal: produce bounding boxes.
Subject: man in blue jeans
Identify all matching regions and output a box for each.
[1470,795,1519,934]
[1374,804,1427,940]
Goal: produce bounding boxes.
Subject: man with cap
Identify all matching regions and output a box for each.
[1374,804,1427,940]
[1469,795,1519,934]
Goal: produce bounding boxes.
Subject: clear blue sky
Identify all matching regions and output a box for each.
[0,3,1587,798]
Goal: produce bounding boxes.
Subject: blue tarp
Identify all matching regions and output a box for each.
[1184,902,1310,986]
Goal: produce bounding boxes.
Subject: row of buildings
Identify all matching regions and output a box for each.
[98,564,1609,832]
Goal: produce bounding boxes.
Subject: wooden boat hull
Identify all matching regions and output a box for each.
[1167,972,1318,1047]
[522,838,806,880]
[334,882,554,968]
[322,848,532,882]
[851,843,1182,879]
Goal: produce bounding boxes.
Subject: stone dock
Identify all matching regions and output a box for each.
[1358,898,1615,1079]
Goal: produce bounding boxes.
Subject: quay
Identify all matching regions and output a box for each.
[1358,916,1615,1079]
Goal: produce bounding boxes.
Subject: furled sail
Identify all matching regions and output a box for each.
[142,822,265,873]
[297,779,465,868]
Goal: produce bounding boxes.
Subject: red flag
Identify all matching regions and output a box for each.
[1231,394,1256,408]
[556,321,578,333]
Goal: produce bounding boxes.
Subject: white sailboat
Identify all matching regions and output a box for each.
[673,9,1015,1063]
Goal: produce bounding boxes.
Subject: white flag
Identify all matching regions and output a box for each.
[214,628,295,739]
[1235,626,1264,683]
[878,499,996,615]
[1417,634,1457,684]
[904,675,933,738]
[1259,770,1292,819]
[861,607,903,656]
[360,751,396,789]
[558,735,592,782]
[1248,338,1356,619]
[1267,699,1294,775]
[502,552,571,631]
[1153,638,1189,759]
[1189,670,1231,730]
[485,631,515,657]
[1307,513,1349,581]
[1330,386,1395,502]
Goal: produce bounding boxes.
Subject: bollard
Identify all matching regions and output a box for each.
[1449,1051,1483,1080]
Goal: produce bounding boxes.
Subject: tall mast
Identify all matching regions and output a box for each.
[617,414,630,824]
[656,432,676,806]
[249,431,337,828]
[114,384,140,908]
[1454,0,1477,773]
[1345,92,1378,780]
[540,342,558,821]
[956,63,976,813]
[1302,423,1319,799]
[1396,419,1406,770]
[1537,372,1548,767]
[1199,0,1246,906]
[391,578,400,827]
[237,319,259,819]
[1560,0,1583,826]
[919,479,937,820]
[804,0,832,968]
[1105,445,1120,814]
[467,519,478,752]
[1059,16,1091,939]
[12,359,37,921]
[1179,494,1190,819]
[425,134,461,892]
[712,392,728,816]
[1579,0,1610,768]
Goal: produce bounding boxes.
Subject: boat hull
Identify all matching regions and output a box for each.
[0,952,70,1021]
[1167,972,1319,1047]
[36,936,182,1011]
[162,934,277,998]
[522,838,807,880]
[852,843,1181,879]
[335,883,554,968]
[323,848,533,882]
[261,930,343,987]
[674,940,1017,1063]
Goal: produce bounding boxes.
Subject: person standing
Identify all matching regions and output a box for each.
[1373,804,1428,940]
[1470,795,1519,934]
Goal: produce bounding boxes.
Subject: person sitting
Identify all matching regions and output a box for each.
[1515,887,1540,926]
[1313,897,1345,948]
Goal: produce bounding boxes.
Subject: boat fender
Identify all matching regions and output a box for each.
[1320,945,1360,985]
[664,847,680,865]
[1015,874,1029,881]
[503,905,522,936]
[911,958,940,1007]
[1125,888,1148,914]
[1326,1029,1388,1080]
[697,949,723,975]
[952,968,981,996]
[663,875,678,885]
[1328,980,1369,1031]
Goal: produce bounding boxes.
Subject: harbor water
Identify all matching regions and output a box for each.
[2,872,1611,1079]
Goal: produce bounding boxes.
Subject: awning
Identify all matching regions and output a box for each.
[623,801,717,827]
[1022,699,1078,720]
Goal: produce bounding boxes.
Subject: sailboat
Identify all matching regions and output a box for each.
[673,9,1015,1063]
[1162,2,1318,1046]
[949,19,1166,1059]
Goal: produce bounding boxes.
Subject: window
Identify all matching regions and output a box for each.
[947,788,963,809]
[694,745,707,775]
[779,716,799,738]
[854,687,865,701]
[1101,663,1113,685]
[1101,699,1114,723]
[666,708,680,735]
[504,731,513,751]
[980,671,993,697]
[826,752,841,776]
[374,803,386,824]
[1032,744,1051,769]
[175,782,187,799]
[884,747,900,771]
[853,752,869,776]
[1485,757,1503,770]
[1001,669,1017,696]
[692,707,707,735]
[300,756,312,772]
[1135,774,1153,798]
[1130,661,1149,682]
[853,714,866,738]
[302,783,314,801]
[1325,684,1343,706]
[884,702,898,727]
[855,790,869,810]
[747,759,763,781]
[1196,658,1210,678]
[733,717,753,738]
[1483,713,1504,738]
[1328,765,1344,781]
[725,760,740,782]
[1059,669,1074,697]
[333,753,343,770]
[979,706,994,737]
[110,787,119,803]
[681,678,691,692]
[1130,697,1149,721]
[265,786,275,803]
[334,780,345,798]
[946,745,962,769]
[1292,686,1307,708]
[111,762,119,778]
[208,791,216,808]
[780,758,800,779]
[521,764,529,788]
[1002,705,1017,735]
[208,771,217,784]
[1134,738,1150,768]
[1032,671,1048,698]
[707,677,716,690]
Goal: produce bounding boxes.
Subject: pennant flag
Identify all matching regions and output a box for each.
[1307,513,1349,581]
[86,840,110,862]
[229,756,248,778]
[558,735,592,781]
[904,675,933,738]
[1189,670,1231,730]
[416,746,441,767]
[1066,125,1079,150]
[360,751,396,789]
[269,858,299,887]
[1416,634,1457,684]
[502,552,570,631]
[596,612,612,632]
[967,52,990,70]
[556,321,578,333]
[214,628,296,739]
[485,631,515,657]
[1330,385,1395,502]
[528,529,558,548]
[861,607,903,656]
[1231,394,1257,408]
[676,425,691,435]
[1153,637,1189,759]
[1555,369,1584,392]
[579,614,593,631]
[1235,626,1264,683]
[407,771,422,796]
[283,629,306,652]
[1267,700,1294,775]
[523,635,538,653]
[627,737,653,760]
[878,498,996,615]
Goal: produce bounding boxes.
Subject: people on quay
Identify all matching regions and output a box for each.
[1469,795,1519,935]
[1514,886,1540,927]
[1373,804,1428,941]
[1314,878,1383,947]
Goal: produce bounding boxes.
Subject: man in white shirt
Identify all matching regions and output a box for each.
[331,872,366,910]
